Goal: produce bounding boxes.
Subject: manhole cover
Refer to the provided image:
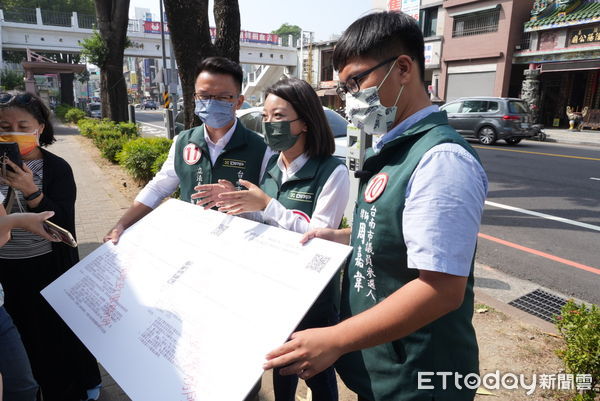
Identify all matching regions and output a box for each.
[508,289,568,322]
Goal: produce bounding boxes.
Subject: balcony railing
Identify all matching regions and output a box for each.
[78,14,97,30]
[452,9,500,38]
[41,9,72,27]
[127,19,141,32]
[2,7,37,24]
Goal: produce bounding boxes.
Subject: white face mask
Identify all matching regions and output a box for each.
[344,61,404,135]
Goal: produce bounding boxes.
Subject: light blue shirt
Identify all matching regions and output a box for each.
[374,105,440,153]
[384,107,488,277]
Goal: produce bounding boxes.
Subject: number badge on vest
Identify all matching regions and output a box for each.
[291,210,311,223]
[364,173,389,203]
[183,144,201,165]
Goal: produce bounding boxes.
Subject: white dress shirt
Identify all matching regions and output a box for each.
[260,153,350,234]
[135,120,276,209]
[403,142,488,277]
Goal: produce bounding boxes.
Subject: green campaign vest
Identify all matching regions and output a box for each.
[335,111,480,401]
[262,154,345,325]
[174,120,267,203]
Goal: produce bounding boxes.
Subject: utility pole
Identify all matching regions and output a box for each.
[159,0,169,109]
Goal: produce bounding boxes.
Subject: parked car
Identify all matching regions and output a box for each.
[173,106,349,160]
[142,100,158,110]
[237,107,348,160]
[439,97,534,145]
[87,102,102,118]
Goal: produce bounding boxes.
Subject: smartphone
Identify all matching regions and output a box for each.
[43,220,78,248]
[0,142,23,173]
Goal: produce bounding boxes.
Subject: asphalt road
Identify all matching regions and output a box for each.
[472,139,600,305]
[131,113,600,304]
[135,109,167,137]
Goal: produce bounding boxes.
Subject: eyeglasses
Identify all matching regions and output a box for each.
[193,93,238,102]
[336,56,398,100]
[0,93,33,106]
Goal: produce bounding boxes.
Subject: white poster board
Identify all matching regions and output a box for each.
[42,199,352,401]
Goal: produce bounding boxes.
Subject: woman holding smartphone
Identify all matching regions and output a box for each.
[0,92,101,401]
[197,78,350,401]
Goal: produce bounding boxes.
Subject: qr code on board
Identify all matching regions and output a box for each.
[305,254,330,273]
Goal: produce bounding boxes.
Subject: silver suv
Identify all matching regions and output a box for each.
[440,97,533,145]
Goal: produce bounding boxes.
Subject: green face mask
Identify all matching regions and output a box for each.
[262,119,301,151]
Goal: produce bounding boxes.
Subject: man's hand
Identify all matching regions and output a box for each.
[216,179,271,215]
[263,326,344,380]
[191,179,236,209]
[300,227,352,245]
[103,223,125,244]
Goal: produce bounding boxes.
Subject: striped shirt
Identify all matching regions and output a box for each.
[0,159,52,259]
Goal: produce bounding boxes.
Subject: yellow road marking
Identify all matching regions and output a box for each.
[473,146,600,161]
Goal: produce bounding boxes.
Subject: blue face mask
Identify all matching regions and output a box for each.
[194,99,235,128]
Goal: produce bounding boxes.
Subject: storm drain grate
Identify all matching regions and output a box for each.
[508,289,568,322]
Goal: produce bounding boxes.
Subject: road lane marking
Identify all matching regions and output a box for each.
[473,146,600,161]
[591,177,600,181]
[478,232,600,275]
[139,122,166,130]
[485,201,600,232]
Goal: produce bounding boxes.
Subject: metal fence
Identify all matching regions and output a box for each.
[452,9,500,38]
[78,13,96,29]
[2,7,37,24]
[41,9,72,27]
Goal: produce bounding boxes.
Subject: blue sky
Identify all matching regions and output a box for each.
[129,0,381,41]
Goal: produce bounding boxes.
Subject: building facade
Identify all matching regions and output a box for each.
[439,0,534,102]
[515,0,600,127]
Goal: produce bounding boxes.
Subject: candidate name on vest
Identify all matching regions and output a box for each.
[336,111,481,401]
[174,121,267,203]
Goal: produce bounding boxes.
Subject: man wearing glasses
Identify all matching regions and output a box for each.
[105,57,274,244]
[264,11,487,401]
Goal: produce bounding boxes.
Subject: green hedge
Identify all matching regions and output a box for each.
[77,118,142,163]
[65,108,86,124]
[54,104,72,121]
[117,137,172,184]
[77,118,172,185]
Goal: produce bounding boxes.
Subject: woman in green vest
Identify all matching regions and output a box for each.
[214,78,350,401]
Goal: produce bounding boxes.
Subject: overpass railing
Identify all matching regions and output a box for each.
[1,7,295,48]
[41,9,72,27]
[2,7,37,24]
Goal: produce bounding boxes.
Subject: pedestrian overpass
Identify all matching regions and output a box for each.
[0,7,298,69]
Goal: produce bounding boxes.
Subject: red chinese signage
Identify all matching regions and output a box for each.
[143,21,279,45]
[388,0,402,11]
[144,21,169,34]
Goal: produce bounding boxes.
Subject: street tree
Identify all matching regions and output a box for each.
[82,0,130,122]
[272,23,302,47]
[163,0,240,129]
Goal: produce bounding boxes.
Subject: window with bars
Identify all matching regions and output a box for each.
[452,8,500,38]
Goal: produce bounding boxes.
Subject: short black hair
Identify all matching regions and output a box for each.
[0,92,55,146]
[333,11,425,81]
[265,78,335,158]
[196,56,243,92]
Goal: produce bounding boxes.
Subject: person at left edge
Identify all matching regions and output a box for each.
[104,57,276,244]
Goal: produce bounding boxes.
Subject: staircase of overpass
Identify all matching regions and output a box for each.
[0,7,298,68]
[242,64,293,105]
